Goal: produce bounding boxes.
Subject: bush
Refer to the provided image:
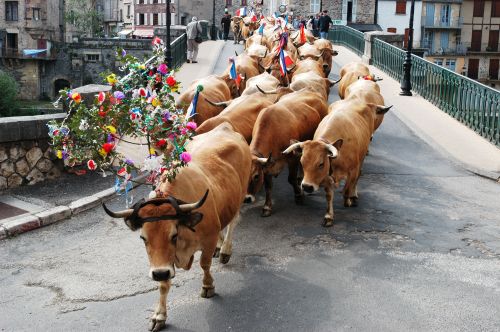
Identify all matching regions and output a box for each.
[0,71,19,117]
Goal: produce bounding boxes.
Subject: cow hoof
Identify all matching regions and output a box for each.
[213,248,221,258]
[200,286,215,298]
[350,197,358,207]
[295,194,305,205]
[344,198,353,207]
[149,319,166,332]
[219,253,231,264]
[261,208,272,217]
[322,218,334,227]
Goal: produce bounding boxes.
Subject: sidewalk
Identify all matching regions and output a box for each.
[0,41,226,240]
[334,46,500,181]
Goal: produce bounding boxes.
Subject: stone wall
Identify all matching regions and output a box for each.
[0,114,66,190]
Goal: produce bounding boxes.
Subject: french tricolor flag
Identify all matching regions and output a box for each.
[187,90,200,119]
[229,58,243,87]
[235,7,247,17]
[279,49,289,77]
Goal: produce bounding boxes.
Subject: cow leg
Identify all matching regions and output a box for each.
[200,249,216,298]
[149,280,171,332]
[213,231,224,258]
[344,168,360,207]
[220,213,240,264]
[288,159,304,205]
[323,177,335,227]
[262,174,273,217]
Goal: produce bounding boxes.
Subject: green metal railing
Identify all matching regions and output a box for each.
[329,26,500,147]
[171,33,187,69]
[328,25,365,56]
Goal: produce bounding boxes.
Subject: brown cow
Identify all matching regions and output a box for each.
[222,53,261,95]
[177,75,233,126]
[103,122,251,331]
[246,88,329,216]
[231,17,244,44]
[344,78,386,132]
[313,39,339,76]
[242,72,281,97]
[291,71,338,100]
[339,62,370,77]
[196,94,275,143]
[283,99,391,227]
[290,28,316,47]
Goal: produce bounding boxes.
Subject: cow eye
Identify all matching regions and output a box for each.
[318,162,324,169]
[140,235,147,244]
[171,233,178,244]
[253,174,259,180]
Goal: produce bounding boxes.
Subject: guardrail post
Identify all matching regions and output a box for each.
[362,32,405,65]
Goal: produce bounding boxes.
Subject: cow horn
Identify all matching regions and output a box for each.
[235,50,239,57]
[206,99,231,107]
[283,141,304,155]
[374,76,383,82]
[328,77,342,86]
[178,190,210,213]
[333,50,339,56]
[324,142,339,158]
[376,105,393,114]
[102,203,133,218]
[256,85,278,94]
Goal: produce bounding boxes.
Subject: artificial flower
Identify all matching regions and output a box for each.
[102,142,114,154]
[87,160,97,170]
[180,152,191,163]
[98,91,106,104]
[56,150,63,159]
[113,91,125,100]
[71,92,82,103]
[157,63,168,75]
[186,121,197,131]
[105,125,117,134]
[166,76,176,87]
[156,139,167,148]
[107,74,118,84]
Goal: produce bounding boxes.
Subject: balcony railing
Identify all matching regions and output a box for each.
[422,16,463,29]
[460,42,500,53]
[420,42,467,55]
[329,25,500,147]
[0,48,57,60]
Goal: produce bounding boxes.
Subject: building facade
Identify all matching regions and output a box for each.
[377,0,423,46]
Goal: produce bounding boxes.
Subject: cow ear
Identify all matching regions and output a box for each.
[181,212,203,230]
[125,219,143,231]
[332,138,343,150]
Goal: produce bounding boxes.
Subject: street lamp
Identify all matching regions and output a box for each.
[165,0,172,67]
[212,0,217,40]
[400,0,415,96]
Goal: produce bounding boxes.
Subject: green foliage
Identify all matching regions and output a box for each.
[0,71,19,117]
[64,0,104,38]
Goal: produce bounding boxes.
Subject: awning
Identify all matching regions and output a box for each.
[6,28,19,34]
[133,29,154,38]
[118,29,133,36]
[23,49,47,56]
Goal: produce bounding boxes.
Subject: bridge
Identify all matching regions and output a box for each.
[0,29,499,331]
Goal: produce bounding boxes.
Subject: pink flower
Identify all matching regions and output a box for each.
[186,121,197,131]
[138,88,147,97]
[180,152,191,163]
[181,128,188,135]
[157,63,168,75]
[98,91,106,104]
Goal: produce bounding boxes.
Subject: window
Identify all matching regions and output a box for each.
[310,0,320,13]
[138,0,144,4]
[86,54,100,62]
[445,59,456,71]
[471,30,482,51]
[473,0,484,17]
[6,1,19,21]
[6,33,18,50]
[153,13,158,25]
[396,0,406,14]
[153,0,158,3]
[440,4,450,26]
[32,8,41,21]
[242,0,247,5]
[127,5,131,17]
[387,27,397,33]
[492,0,500,17]
[468,59,479,79]
[226,0,232,6]
[488,30,499,51]
[120,9,123,21]
[434,58,444,66]
[139,13,145,25]
[490,59,499,79]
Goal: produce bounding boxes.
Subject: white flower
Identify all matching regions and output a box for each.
[141,155,162,172]
[79,119,89,131]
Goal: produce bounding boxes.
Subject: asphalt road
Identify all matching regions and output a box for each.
[1,42,499,332]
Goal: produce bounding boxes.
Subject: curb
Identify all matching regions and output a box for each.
[0,174,148,240]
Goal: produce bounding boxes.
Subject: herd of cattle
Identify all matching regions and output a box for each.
[103,16,391,331]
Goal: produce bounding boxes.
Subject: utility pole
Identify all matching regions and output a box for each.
[165,0,172,67]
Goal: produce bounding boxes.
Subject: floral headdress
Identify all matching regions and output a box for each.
[48,37,197,204]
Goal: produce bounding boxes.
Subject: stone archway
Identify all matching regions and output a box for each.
[54,78,71,97]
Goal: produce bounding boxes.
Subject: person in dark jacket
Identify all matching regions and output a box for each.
[221,13,232,41]
[318,10,333,39]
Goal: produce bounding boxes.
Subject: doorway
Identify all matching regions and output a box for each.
[54,79,70,97]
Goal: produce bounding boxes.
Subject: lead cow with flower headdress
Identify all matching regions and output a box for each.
[103,122,251,331]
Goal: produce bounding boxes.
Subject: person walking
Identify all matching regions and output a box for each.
[313,13,320,37]
[318,10,333,39]
[186,16,202,63]
[221,13,231,41]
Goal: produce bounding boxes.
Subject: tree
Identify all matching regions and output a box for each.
[65,0,104,38]
[0,71,19,117]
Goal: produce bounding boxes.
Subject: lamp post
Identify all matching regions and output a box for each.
[400,0,415,96]
[165,0,172,67]
[212,0,217,40]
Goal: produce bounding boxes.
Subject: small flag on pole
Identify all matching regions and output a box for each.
[300,24,306,43]
[187,85,203,119]
[279,49,287,77]
[229,58,242,87]
[258,22,266,35]
[235,7,247,17]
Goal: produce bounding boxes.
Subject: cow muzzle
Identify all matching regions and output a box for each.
[301,182,318,194]
[150,266,175,281]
